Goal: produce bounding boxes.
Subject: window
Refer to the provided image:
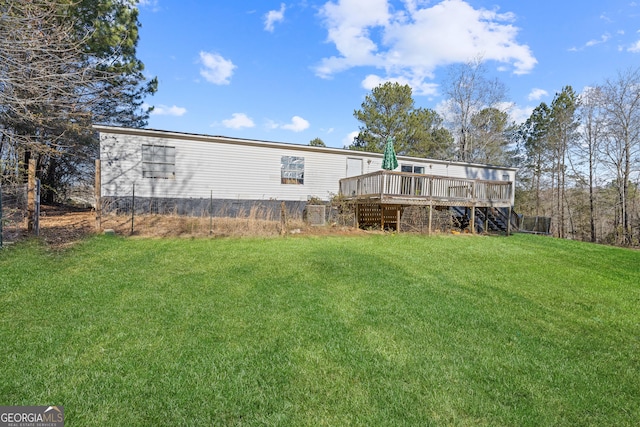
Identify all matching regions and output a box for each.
[401,165,425,174]
[401,164,426,195]
[142,144,175,179]
[281,156,304,184]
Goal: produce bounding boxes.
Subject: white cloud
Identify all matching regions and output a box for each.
[528,88,548,101]
[264,3,286,32]
[199,51,236,85]
[628,40,640,52]
[281,116,310,132]
[361,74,438,96]
[137,0,160,12]
[343,131,359,147]
[436,98,531,126]
[509,105,534,126]
[571,33,612,52]
[599,13,613,24]
[266,116,310,132]
[496,102,533,125]
[150,104,187,116]
[222,113,255,129]
[315,0,536,85]
[138,0,158,7]
[585,33,611,47]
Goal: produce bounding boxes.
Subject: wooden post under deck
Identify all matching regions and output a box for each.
[470,206,476,234]
[484,207,489,234]
[396,207,401,233]
[354,203,359,229]
[428,204,433,236]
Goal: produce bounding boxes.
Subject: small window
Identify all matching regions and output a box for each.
[142,144,175,179]
[401,165,424,174]
[281,156,304,185]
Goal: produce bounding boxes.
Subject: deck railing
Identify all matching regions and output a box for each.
[339,170,513,206]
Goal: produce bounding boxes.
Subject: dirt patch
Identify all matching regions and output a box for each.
[16,205,367,248]
[38,205,95,248]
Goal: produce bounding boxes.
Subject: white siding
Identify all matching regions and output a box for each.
[98,127,517,204]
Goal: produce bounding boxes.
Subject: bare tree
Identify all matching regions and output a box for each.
[574,86,606,242]
[599,68,640,246]
[515,72,640,247]
[469,107,514,165]
[0,0,155,200]
[0,1,92,154]
[443,57,508,163]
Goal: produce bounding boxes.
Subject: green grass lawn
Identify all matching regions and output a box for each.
[1,233,639,426]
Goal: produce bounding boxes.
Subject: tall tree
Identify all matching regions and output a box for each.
[443,57,508,162]
[1,0,93,181]
[0,0,156,200]
[518,102,552,216]
[351,82,452,158]
[469,107,513,164]
[599,68,640,246]
[548,86,579,238]
[576,86,605,242]
[309,137,326,147]
[70,0,157,127]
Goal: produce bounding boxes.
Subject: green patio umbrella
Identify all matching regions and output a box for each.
[381,137,398,170]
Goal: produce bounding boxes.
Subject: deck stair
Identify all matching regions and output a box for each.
[451,206,517,233]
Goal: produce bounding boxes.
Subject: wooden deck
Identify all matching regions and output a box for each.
[340,170,513,207]
[339,171,515,233]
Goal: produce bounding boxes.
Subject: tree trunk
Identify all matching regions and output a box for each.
[589,153,596,242]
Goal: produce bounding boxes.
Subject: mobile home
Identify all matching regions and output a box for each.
[96,126,516,222]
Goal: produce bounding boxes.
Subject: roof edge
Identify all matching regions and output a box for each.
[93,125,518,171]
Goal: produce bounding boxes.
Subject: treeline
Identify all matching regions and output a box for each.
[349,59,515,166]
[350,61,640,247]
[0,0,156,202]
[515,69,640,247]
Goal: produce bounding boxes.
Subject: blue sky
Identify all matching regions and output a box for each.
[136,0,640,148]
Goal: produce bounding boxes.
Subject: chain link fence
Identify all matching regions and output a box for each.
[519,216,551,234]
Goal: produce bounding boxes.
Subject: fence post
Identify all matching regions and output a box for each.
[0,184,3,249]
[209,190,213,235]
[95,159,102,232]
[34,179,40,236]
[280,201,286,235]
[27,158,36,233]
[131,183,135,235]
